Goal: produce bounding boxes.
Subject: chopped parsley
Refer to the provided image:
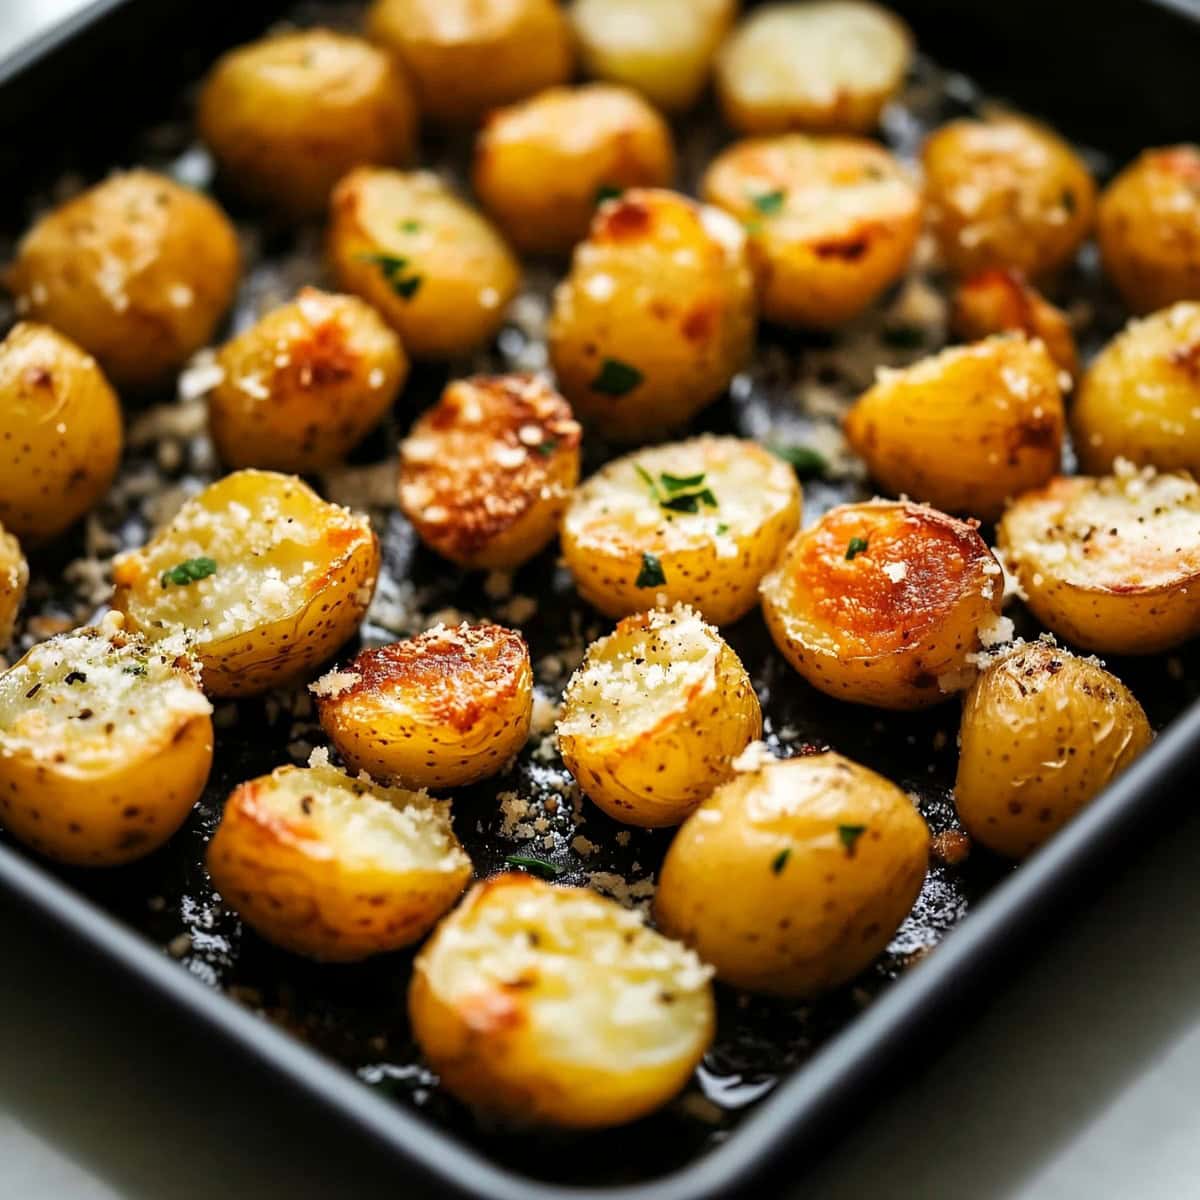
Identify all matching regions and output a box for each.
[122,663,147,676]
[838,824,867,855]
[882,324,926,350]
[769,443,828,479]
[536,439,558,457]
[399,219,421,232]
[504,854,562,879]
[635,551,667,589]
[716,522,729,535]
[750,188,785,215]
[771,848,791,875]
[595,184,624,205]
[160,556,217,587]
[591,357,643,396]
[660,472,706,493]
[357,252,423,301]
[635,466,718,514]
[662,489,717,513]
[845,537,869,561]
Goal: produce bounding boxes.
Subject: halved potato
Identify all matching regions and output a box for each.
[955,639,1152,858]
[207,753,472,961]
[0,523,28,648]
[761,501,1004,709]
[409,873,715,1128]
[655,750,930,995]
[111,470,379,697]
[399,374,581,569]
[314,622,532,788]
[557,604,761,826]
[0,613,213,866]
[997,463,1200,654]
[715,1,913,136]
[844,334,1065,521]
[562,436,801,625]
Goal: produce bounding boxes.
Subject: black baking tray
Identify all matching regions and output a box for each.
[1,2,1199,1198]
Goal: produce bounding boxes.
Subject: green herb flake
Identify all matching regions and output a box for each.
[505,854,563,880]
[750,189,785,215]
[845,537,869,561]
[838,824,867,855]
[716,523,729,535]
[882,324,926,350]
[357,252,423,302]
[771,848,791,875]
[660,471,706,494]
[595,184,624,205]
[743,218,764,236]
[769,443,828,480]
[634,462,659,495]
[661,488,717,513]
[591,358,643,397]
[399,219,421,232]
[536,439,558,457]
[160,556,218,588]
[635,551,667,589]
[122,663,148,676]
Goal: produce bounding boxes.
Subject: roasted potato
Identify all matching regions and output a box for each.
[398,374,581,569]
[0,523,27,648]
[997,463,1200,655]
[0,613,213,866]
[0,322,123,543]
[472,84,676,256]
[112,470,379,697]
[655,751,929,995]
[366,0,573,126]
[701,134,922,328]
[561,435,800,625]
[715,1,913,136]
[548,189,756,441]
[955,640,1152,858]
[761,501,1005,709]
[1071,302,1200,477]
[844,334,1065,521]
[6,170,240,390]
[409,873,715,1128]
[1097,145,1200,314]
[568,0,736,113]
[922,116,1096,280]
[209,287,408,473]
[207,753,472,961]
[314,622,532,788]
[198,28,418,219]
[328,167,520,359]
[557,604,761,826]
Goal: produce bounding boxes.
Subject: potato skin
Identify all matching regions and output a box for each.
[6,170,240,390]
[844,334,1065,521]
[1098,145,1200,314]
[0,322,123,544]
[328,167,520,359]
[954,641,1152,859]
[655,752,929,995]
[702,134,922,328]
[0,523,27,648]
[198,28,417,219]
[761,501,1004,709]
[210,287,407,473]
[472,84,676,256]
[548,189,756,441]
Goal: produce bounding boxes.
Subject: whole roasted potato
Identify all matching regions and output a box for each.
[112,470,379,697]
[0,614,213,866]
[0,522,28,648]
[955,640,1152,858]
[844,334,1065,521]
[655,751,929,995]
[328,167,520,359]
[198,28,417,219]
[207,753,472,961]
[398,374,581,569]
[0,322,122,543]
[761,500,1005,709]
[561,435,801,624]
[472,84,676,256]
[409,873,715,1128]
[557,604,761,826]
[702,134,922,328]
[6,170,240,390]
[548,189,756,441]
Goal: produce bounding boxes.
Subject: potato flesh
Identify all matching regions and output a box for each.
[0,524,29,647]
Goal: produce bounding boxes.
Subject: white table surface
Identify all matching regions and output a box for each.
[3,3,1200,1197]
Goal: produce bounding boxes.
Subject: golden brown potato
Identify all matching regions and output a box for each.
[922,116,1096,281]
[997,463,1200,655]
[0,523,27,648]
[1098,145,1200,314]
[314,622,532,788]
[472,84,676,256]
[409,873,715,1127]
[6,170,240,390]
[561,435,801,625]
[198,28,418,219]
[328,167,520,359]
[112,470,379,697]
[955,640,1152,858]
[655,750,929,995]
[207,753,472,961]
[399,374,581,569]
[1071,302,1200,477]
[557,604,761,826]
[702,133,922,328]
[0,322,122,543]
[716,1,912,136]
[761,501,1005,709]
[0,613,213,866]
[366,0,573,126]
[548,189,756,441]
[844,334,1065,521]
[209,287,407,473]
